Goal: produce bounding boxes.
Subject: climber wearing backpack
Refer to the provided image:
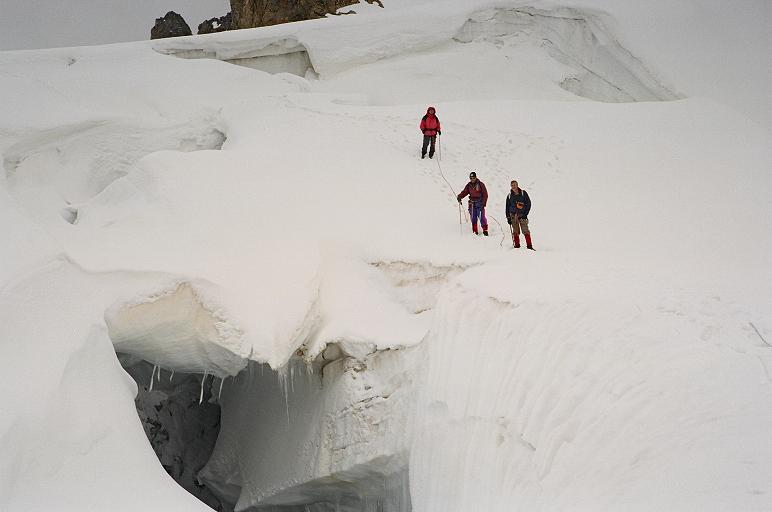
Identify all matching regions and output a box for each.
[457,171,489,236]
[419,106,441,159]
[506,180,534,250]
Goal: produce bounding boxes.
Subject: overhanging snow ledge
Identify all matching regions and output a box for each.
[106,281,247,378]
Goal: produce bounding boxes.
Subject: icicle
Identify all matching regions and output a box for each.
[149,364,157,392]
[199,371,208,404]
[285,374,290,424]
[169,369,174,382]
[218,377,225,400]
[277,364,290,425]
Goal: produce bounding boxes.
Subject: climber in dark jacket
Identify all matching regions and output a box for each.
[419,106,441,159]
[505,180,533,249]
[457,171,489,235]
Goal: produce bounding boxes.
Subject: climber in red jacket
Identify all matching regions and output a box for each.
[419,106,441,159]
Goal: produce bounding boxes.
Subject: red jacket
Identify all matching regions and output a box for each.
[420,107,441,136]
[457,180,488,207]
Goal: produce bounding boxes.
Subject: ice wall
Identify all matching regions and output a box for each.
[455,7,680,102]
[201,354,416,511]
[157,38,315,77]
[409,275,772,512]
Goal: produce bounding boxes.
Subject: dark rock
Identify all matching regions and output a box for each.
[198,12,233,35]
[151,11,193,40]
[229,0,384,29]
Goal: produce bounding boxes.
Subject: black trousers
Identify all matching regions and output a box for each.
[422,135,436,157]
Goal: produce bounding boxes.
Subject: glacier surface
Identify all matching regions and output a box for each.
[1,1,771,511]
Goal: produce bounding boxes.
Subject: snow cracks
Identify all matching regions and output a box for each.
[109,282,249,509]
[155,37,317,78]
[104,259,422,511]
[456,7,681,102]
[371,260,467,314]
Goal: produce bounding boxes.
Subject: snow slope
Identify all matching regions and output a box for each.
[1,1,771,511]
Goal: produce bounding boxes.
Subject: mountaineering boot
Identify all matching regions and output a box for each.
[483,230,489,236]
[525,233,534,250]
[513,234,520,248]
[421,153,426,159]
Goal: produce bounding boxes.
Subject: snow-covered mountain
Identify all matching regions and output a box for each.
[1,1,771,511]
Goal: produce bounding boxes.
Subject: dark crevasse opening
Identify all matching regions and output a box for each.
[201,359,413,512]
[118,354,412,512]
[118,354,228,511]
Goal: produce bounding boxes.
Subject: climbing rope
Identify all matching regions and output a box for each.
[488,214,506,247]
[432,134,504,245]
[434,140,469,235]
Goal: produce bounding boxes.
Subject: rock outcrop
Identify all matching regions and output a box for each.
[151,11,192,39]
[152,1,386,41]
[198,12,233,35]
[230,0,382,29]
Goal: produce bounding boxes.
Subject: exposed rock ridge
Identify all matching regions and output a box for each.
[152,1,385,39]
[198,12,234,35]
[230,0,383,29]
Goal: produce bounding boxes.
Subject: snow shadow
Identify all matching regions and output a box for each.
[3,121,226,225]
[456,7,680,102]
[371,261,466,314]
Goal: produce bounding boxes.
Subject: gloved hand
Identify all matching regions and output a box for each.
[457,198,462,204]
[507,218,512,225]
[437,130,441,135]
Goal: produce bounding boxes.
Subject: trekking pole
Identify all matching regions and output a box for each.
[509,221,515,248]
[438,133,442,161]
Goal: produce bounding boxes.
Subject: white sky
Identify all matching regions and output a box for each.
[0,0,230,51]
